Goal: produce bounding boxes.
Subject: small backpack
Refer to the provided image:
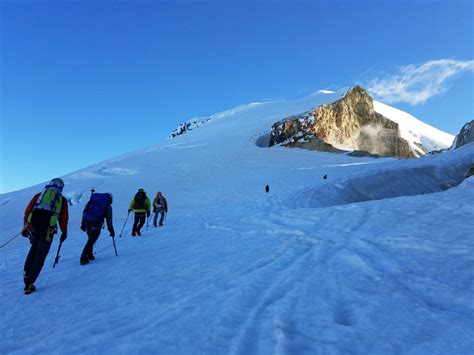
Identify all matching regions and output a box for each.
[134,191,146,210]
[83,193,108,223]
[154,196,163,208]
[30,184,63,227]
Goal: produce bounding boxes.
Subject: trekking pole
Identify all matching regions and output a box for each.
[111,236,118,256]
[53,241,63,269]
[0,232,22,249]
[119,211,130,238]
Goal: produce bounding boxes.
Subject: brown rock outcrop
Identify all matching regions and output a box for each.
[269,86,417,158]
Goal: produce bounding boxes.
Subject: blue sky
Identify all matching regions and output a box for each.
[1,0,473,193]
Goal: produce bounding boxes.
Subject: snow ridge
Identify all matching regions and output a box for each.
[374,100,454,152]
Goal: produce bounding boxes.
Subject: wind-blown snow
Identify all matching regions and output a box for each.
[1,91,473,354]
[374,100,454,153]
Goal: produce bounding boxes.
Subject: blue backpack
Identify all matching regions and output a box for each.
[83,193,108,223]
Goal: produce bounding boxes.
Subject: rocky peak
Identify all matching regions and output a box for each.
[340,85,375,117]
[451,120,474,149]
[269,86,418,158]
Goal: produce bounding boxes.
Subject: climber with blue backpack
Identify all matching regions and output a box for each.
[22,178,69,295]
[80,191,115,265]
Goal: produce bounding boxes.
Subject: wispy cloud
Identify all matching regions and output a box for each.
[367,59,474,105]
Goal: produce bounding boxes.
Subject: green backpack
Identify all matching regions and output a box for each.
[28,184,63,234]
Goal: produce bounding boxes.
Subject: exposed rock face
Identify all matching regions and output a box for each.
[269,86,417,158]
[451,120,474,149]
[169,118,211,138]
[453,121,474,179]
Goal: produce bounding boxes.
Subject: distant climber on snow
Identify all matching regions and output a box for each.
[80,192,115,265]
[152,191,168,227]
[128,188,151,236]
[21,178,69,295]
[265,185,270,193]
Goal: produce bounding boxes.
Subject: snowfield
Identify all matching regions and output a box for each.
[1,91,473,354]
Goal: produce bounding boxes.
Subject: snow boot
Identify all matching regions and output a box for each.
[132,230,136,237]
[80,258,89,265]
[24,283,36,295]
[137,230,142,236]
[89,254,95,261]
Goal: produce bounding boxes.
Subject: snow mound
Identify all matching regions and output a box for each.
[456,175,474,189]
[293,144,474,208]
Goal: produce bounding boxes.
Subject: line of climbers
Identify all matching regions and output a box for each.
[20,178,168,295]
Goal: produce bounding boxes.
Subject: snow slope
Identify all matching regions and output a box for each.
[374,100,454,154]
[1,91,473,354]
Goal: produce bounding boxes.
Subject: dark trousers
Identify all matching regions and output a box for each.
[24,232,52,285]
[133,213,146,233]
[153,210,165,226]
[81,227,101,261]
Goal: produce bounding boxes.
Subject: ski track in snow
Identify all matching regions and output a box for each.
[1,171,474,353]
[0,91,473,353]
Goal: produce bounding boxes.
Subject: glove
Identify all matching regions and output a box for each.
[147,211,150,218]
[110,230,115,238]
[60,232,67,243]
[80,223,86,232]
[21,229,29,238]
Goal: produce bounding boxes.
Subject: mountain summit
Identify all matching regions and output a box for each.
[269,86,453,158]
